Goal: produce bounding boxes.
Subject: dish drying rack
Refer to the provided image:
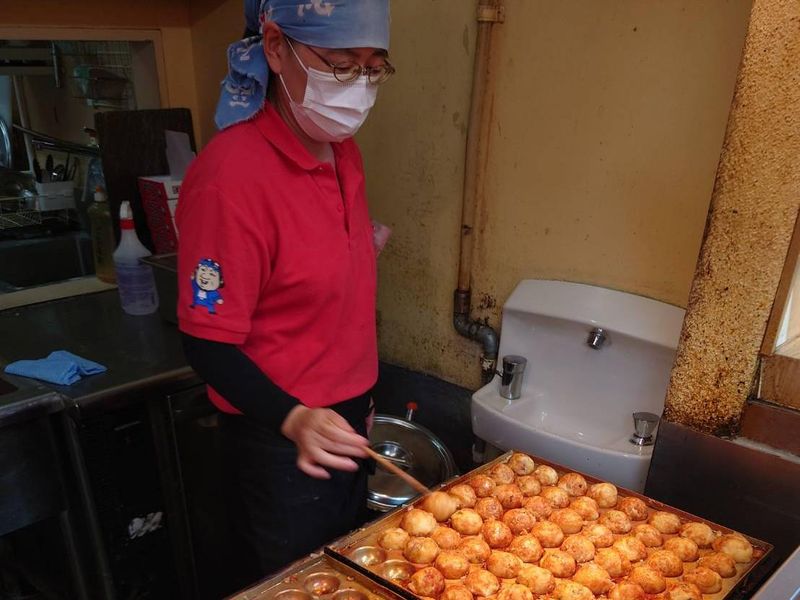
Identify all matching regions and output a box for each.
[0,195,73,230]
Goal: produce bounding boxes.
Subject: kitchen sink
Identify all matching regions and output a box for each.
[472,280,685,491]
[0,231,94,291]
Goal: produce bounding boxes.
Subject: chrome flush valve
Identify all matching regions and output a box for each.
[630,412,660,446]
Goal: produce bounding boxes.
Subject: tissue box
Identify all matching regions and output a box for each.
[138,175,181,254]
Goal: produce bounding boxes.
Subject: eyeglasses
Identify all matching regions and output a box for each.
[291,39,395,85]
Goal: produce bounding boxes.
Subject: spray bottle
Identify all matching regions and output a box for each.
[113,201,159,315]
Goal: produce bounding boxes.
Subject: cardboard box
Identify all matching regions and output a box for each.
[138,175,181,254]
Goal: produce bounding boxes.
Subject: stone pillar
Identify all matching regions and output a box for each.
[663,0,800,434]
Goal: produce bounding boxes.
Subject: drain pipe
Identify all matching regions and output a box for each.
[454,0,504,385]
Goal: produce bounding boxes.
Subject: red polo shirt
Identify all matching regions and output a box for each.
[176,104,378,411]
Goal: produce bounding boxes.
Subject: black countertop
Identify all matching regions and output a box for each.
[0,290,195,424]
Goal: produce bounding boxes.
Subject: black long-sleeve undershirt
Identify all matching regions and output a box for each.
[181,333,300,433]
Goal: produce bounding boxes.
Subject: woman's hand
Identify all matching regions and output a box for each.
[281,405,370,479]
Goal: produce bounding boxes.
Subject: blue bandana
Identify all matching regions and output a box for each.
[215,0,391,130]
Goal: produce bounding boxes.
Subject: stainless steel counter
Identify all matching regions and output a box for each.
[0,290,194,420]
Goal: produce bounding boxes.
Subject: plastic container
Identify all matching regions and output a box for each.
[113,201,159,315]
[87,186,116,283]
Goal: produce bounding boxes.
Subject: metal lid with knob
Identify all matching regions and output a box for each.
[367,403,457,512]
[630,412,660,446]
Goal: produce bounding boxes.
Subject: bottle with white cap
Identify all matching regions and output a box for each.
[113,201,159,315]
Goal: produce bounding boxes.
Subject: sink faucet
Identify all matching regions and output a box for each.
[498,355,527,400]
[587,327,607,350]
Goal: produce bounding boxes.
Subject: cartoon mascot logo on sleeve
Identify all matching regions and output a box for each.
[190,258,224,314]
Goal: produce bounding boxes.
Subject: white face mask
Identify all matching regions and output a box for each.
[279,41,378,143]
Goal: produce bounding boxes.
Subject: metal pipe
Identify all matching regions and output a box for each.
[453,1,504,383]
[454,290,500,384]
[11,76,35,172]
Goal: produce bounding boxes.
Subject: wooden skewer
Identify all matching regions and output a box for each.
[365,447,431,496]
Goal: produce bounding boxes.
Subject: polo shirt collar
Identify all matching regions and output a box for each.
[254,103,338,172]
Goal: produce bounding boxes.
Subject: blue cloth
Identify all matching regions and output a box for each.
[215,0,391,130]
[4,351,107,386]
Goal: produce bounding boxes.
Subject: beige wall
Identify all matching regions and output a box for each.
[358,0,752,389]
[188,0,244,146]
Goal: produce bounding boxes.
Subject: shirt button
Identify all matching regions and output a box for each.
[336,205,344,213]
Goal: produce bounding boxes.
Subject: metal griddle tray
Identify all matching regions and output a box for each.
[228,552,411,600]
[327,451,773,600]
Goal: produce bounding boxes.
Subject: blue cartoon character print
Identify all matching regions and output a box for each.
[190,258,224,314]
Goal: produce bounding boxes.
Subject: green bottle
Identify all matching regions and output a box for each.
[88,186,117,283]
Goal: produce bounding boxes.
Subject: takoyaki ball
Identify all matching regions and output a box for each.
[560,534,595,563]
[550,508,583,534]
[663,537,700,563]
[618,496,649,521]
[539,549,577,578]
[450,484,478,508]
[476,497,505,520]
[464,569,500,598]
[487,550,523,579]
[712,533,753,563]
[599,510,632,534]
[497,583,533,600]
[629,565,666,594]
[608,582,646,600]
[440,585,474,600]
[697,552,738,578]
[588,482,618,508]
[458,536,492,564]
[402,508,438,536]
[557,473,588,497]
[665,581,703,600]
[432,526,462,550]
[451,509,483,535]
[552,581,593,600]
[516,564,555,595]
[482,520,514,549]
[423,492,461,523]
[523,496,553,519]
[569,496,599,521]
[404,536,440,564]
[378,527,410,550]
[502,508,536,535]
[531,521,564,548]
[594,548,632,578]
[493,484,524,510]
[488,463,516,485]
[647,549,684,577]
[409,567,446,598]
[508,453,536,475]
[533,465,559,486]
[632,523,663,547]
[680,522,717,548]
[648,511,681,534]
[435,551,470,579]
[584,523,614,548]
[683,567,723,594]
[572,563,613,596]
[509,534,544,563]
[469,475,497,498]
[540,486,570,508]
[612,536,648,562]
[516,476,542,497]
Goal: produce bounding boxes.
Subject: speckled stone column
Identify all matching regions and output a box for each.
[663,0,800,434]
